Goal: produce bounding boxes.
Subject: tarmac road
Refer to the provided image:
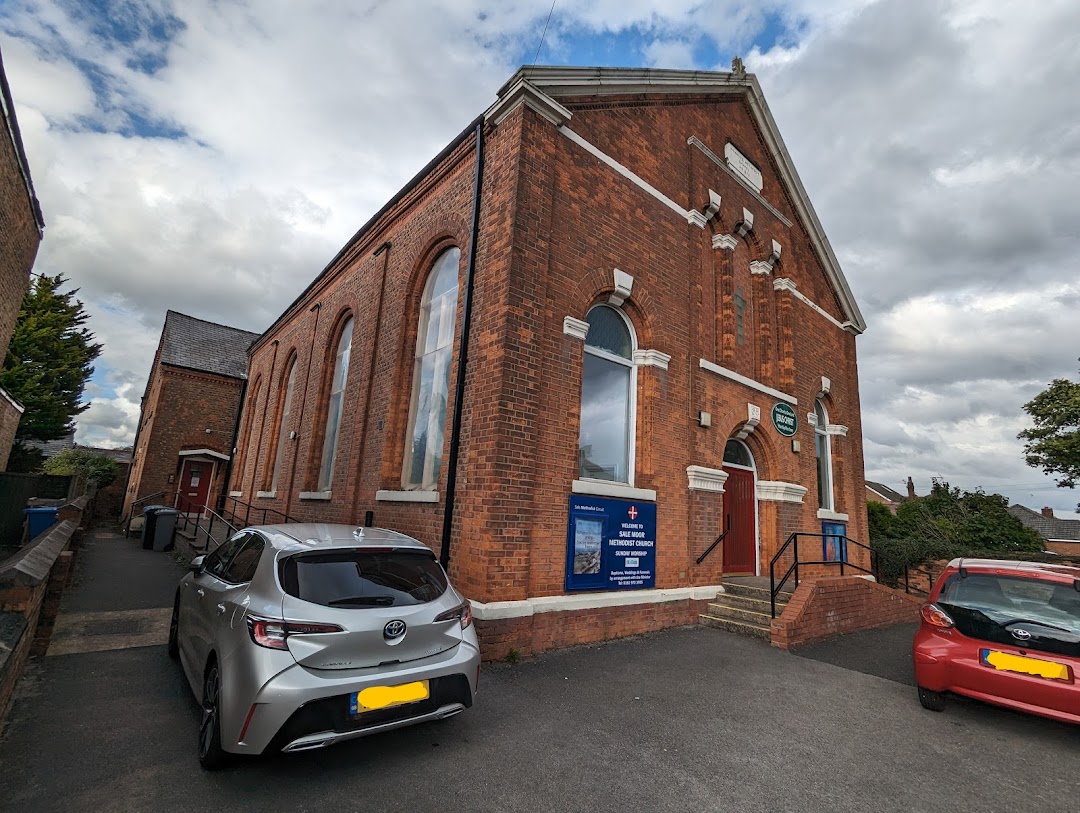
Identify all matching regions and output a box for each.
[1,532,1076,813]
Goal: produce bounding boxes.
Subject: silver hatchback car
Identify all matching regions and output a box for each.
[167,523,480,769]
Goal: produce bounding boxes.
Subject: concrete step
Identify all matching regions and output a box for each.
[705,602,773,626]
[721,581,793,602]
[712,592,788,615]
[698,614,770,640]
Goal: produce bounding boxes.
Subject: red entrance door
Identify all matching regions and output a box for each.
[722,466,756,574]
[178,460,212,513]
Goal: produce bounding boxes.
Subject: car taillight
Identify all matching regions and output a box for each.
[434,601,473,629]
[246,616,343,650]
[920,603,954,629]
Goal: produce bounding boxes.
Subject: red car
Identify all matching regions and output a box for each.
[913,558,1080,725]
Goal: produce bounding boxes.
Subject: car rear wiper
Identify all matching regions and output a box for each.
[998,618,1074,634]
[327,595,395,606]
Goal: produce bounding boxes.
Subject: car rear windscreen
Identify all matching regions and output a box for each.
[937,573,1080,657]
[280,549,448,608]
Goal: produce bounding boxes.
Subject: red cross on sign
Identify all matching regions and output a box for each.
[628,506,638,520]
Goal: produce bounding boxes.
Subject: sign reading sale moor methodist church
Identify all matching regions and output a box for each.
[565,495,657,592]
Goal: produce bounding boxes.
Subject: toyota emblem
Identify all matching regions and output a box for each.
[1011,628,1032,641]
[384,620,407,640]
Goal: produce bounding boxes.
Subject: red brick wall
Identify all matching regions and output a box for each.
[0,103,40,368]
[124,366,243,517]
[228,88,870,654]
[770,576,921,649]
[0,396,21,470]
[474,598,712,661]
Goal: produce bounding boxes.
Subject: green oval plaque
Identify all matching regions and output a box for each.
[771,403,798,437]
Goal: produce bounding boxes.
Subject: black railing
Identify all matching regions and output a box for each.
[220,495,300,529]
[173,502,238,554]
[768,532,911,618]
[124,490,170,537]
[695,515,731,565]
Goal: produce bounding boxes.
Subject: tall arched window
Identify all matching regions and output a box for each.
[815,399,833,511]
[578,305,636,484]
[235,376,262,491]
[270,358,297,492]
[403,247,460,490]
[317,317,353,491]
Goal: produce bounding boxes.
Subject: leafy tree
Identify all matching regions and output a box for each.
[866,499,895,543]
[42,447,119,488]
[1019,363,1080,511]
[0,275,102,448]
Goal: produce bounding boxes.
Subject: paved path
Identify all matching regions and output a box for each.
[1,535,1077,813]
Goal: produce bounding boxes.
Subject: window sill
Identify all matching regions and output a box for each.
[255,491,276,499]
[817,508,849,522]
[376,490,439,503]
[299,491,332,501]
[228,491,242,498]
[572,479,656,502]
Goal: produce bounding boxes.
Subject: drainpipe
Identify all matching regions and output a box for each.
[351,240,392,519]
[285,302,322,512]
[439,120,485,570]
[216,375,248,513]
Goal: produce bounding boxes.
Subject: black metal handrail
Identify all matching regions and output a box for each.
[220,495,300,529]
[696,514,732,565]
[768,532,910,618]
[124,490,170,537]
[173,502,238,554]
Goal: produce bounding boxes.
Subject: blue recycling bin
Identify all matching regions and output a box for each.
[24,506,60,541]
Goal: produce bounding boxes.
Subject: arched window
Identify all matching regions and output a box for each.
[403,247,460,490]
[578,305,636,484]
[723,439,754,468]
[815,399,832,511]
[235,376,262,491]
[317,317,353,491]
[270,358,297,492]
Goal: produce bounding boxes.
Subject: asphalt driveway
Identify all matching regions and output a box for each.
[1,533,1077,813]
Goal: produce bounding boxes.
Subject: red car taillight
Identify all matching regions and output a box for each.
[434,601,474,629]
[246,616,343,650]
[920,603,955,629]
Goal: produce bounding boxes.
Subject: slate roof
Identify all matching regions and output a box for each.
[159,311,260,380]
[866,481,906,504]
[1008,505,1080,543]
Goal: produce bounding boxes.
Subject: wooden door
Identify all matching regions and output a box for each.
[722,466,756,574]
[178,461,212,513]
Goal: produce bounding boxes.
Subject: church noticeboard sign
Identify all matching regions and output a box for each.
[771,402,798,437]
[566,495,656,592]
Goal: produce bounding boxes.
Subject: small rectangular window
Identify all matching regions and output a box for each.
[734,291,746,346]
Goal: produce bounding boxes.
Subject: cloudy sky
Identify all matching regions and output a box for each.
[2,0,1078,516]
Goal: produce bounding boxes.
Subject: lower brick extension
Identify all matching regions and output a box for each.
[475,598,712,661]
[770,576,921,650]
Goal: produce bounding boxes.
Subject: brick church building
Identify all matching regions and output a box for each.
[228,66,869,655]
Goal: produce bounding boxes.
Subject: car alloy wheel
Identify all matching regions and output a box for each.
[199,662,229,770]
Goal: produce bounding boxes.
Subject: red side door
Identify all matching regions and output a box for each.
[178,461,212,513]
[722,466,756,575]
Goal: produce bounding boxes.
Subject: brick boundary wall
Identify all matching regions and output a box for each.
[770,576,922,650]
[474,597,712,661]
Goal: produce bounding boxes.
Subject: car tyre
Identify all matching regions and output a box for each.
[917,685,946,712]
[167,591,180,660]
[199,660,230,770]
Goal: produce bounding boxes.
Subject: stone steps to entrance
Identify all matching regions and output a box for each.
[698,578,795,640]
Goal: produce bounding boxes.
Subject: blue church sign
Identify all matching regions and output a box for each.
[566,495,657,592]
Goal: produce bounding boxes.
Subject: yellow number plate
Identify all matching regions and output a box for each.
[981,650,1070,681]
[350,681,430,715]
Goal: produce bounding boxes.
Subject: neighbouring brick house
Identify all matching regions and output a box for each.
[229,66,870,656]
[865,479,910,514]
[123,311,258,520]
[0,46,44,470]
[1008,505,1080,557]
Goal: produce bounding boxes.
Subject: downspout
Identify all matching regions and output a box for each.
[285,303,322,511]
[253,340,280,494]
[440,120,485,570]
[351,240,392,519]
[216,375,248,513]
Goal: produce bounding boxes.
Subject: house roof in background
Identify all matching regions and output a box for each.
[160,311,259,380]
[0,45,44,233]
[866,481,906,504]
[1008,505,1080,543]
